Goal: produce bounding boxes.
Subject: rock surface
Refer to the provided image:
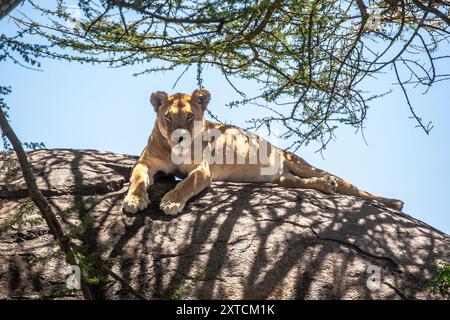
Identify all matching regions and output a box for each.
[0,149,449,300]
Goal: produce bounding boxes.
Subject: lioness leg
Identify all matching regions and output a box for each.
[328,175,404,210]
[275,172,338,194]
[160,161,212,215]
[123,161,154,214]
[283,152,404,210]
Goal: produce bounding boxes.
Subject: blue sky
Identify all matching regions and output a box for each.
[1,5,449,234]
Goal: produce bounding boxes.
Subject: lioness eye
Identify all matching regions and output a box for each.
[187,113,194,120]
[165,113,172,121]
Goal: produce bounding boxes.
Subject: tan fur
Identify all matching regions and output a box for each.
[123,89,404,215]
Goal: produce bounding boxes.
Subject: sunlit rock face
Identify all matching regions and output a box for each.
[1,149,449,299]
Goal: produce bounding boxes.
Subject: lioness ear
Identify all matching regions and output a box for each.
[191,89,211,111]
[150,91,168,113]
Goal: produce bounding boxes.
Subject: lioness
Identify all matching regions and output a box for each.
[123,89,403,215]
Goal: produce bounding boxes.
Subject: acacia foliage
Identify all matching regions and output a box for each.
[5,0,450,150]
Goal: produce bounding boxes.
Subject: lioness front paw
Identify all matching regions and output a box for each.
[123,192,149,214]
[160,191,185,216]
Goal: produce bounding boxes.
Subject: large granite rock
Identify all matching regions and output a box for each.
[0,149,449,299]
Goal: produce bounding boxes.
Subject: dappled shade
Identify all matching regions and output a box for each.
[0,149,449,299]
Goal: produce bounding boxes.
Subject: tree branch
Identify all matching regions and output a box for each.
[0,108,148,300]
[0,108,93,300]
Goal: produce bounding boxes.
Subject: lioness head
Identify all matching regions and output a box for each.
[151,89,211,144]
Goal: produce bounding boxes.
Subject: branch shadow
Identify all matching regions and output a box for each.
[1,149,449,300]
